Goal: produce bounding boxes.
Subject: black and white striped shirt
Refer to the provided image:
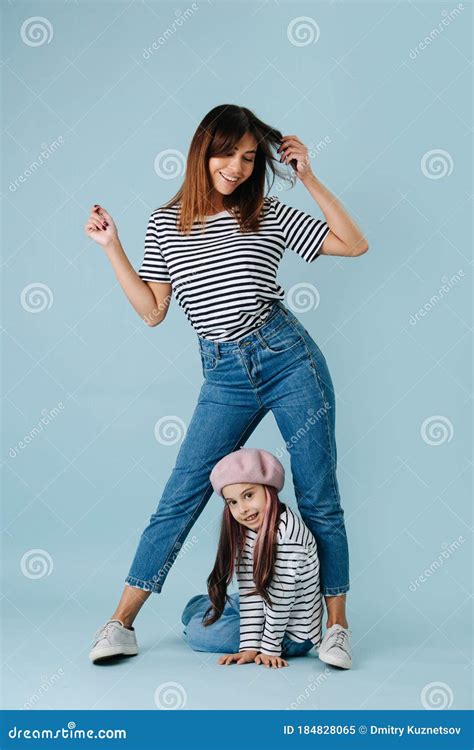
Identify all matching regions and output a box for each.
[237,506,322,656]
[138,195,330,342]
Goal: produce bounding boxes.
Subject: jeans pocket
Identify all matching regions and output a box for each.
[260,321,306,354]
[200,349,218,372]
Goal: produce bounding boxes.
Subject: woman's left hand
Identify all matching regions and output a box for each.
[277,136,313,181]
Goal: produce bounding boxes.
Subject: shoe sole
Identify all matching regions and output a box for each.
[89,646,138,663]
[318,651,352,670]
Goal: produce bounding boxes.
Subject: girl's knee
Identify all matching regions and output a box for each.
[181,594,211,626]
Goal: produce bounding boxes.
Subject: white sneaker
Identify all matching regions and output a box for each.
[318,624,352,669]
[89,619,138,663]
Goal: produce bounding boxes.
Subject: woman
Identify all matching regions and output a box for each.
[85,104,368,669]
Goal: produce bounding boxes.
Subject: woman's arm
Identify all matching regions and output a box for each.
[278,136,369,257]
[85,204,172,326]
[105,240,172,326]
[302,173,369,257]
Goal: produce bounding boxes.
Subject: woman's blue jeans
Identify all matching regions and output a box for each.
[125,299,349,597]
[181,593,315,656]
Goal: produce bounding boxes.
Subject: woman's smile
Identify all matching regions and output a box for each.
[218,170,239,183]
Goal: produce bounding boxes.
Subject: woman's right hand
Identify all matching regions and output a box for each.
[84,204,119,249]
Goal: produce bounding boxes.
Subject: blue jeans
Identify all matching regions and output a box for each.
[181,593,315,656]
[125,299,349,596]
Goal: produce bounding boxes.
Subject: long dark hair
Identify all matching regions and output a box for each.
[163,104,293,235]
[203,485,286,626]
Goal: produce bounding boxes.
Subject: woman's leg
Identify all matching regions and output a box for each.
[257,316,350,627]
[112,380,266,626]
[110,586,151,629]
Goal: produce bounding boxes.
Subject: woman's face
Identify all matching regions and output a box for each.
[208,132,258,196]
[222,483,267,530]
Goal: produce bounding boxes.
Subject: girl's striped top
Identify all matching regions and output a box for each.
[237,506,322,656]
[138,195,330,342]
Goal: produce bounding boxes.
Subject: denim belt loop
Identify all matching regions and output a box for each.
[255,329,267,348]
[213,341,221,359]
[278,300,289,317]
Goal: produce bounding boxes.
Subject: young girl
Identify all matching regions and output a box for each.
[182,448,328,669]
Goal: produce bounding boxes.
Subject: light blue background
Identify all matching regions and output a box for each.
[1,0,472,712]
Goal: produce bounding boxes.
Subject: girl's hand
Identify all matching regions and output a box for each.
[84,204,119,249]
[255,653,289,669]
[277,135,313,182]
[218,650,259,665]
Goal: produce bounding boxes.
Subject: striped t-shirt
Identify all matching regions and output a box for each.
[138,195,330,342]
[237,506,322,656]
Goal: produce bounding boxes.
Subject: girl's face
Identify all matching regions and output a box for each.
[222,483,266,530]
[208,132,258,196]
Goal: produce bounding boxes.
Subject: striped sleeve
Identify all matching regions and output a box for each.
[237,547,265,652]
[259,545,302,657]
[238,590,265,652]
[137,212,171,283]
[269,196,330,263]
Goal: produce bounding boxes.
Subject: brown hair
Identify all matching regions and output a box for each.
[203,485,286,626]
[162,104,292,235]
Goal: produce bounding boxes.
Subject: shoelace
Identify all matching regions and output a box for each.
[329,629,348,651]
[92,620,119,646]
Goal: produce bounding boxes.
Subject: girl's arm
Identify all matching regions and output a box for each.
[278,136,369,257]
[259,585,298,657]
[238,590,265,653]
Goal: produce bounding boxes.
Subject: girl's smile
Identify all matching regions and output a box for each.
[223,483,267,529]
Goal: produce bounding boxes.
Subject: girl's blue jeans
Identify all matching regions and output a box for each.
[125,299,349,597]
[181,593,315,656]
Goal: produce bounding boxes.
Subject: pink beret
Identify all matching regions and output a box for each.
[210,447,285,497]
